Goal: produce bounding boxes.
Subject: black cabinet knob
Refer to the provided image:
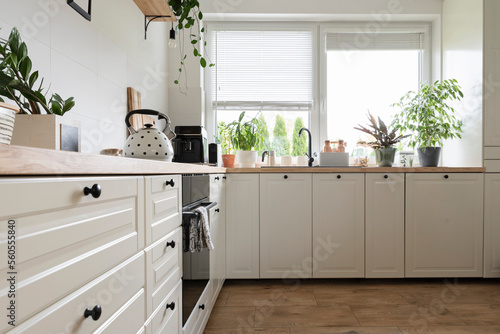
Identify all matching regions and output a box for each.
[215,176,220,181]
[166,179,175,187]
[199,304,205,310]
[384,175,388,179]
[84,305,102,321]
[167,240,176,249]
[166,302,175,311]
[284,175,288,179]
[444,175,449,179]
[84,184,101,198]
[215,208,220,213]
[337,175,341,179]
[223,176,227,180]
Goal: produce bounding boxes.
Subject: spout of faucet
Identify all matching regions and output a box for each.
[298,127,314,166]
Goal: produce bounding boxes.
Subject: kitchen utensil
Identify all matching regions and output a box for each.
[124,109,176,161]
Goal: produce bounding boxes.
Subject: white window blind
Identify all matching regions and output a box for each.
[326,32,424,51]
[211,30,313,111]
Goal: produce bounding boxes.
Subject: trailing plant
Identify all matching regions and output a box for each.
[0,27,75,115]
[169,0,214,91]
[391,79,463,149]
[225,111,264,151]
[354,112,409,149]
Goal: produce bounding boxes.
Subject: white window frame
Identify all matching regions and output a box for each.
[204,22,319,148]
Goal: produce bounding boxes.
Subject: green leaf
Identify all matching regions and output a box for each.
[191,39,197,44]
[199,12,203,20]
[200,57,206,68]
[19,57,32,79]
[174,80,179,84]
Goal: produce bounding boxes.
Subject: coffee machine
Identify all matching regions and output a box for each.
[172,126,208,163]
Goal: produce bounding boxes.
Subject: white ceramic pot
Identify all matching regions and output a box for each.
[237,150,257,168]
[0,102,18,145]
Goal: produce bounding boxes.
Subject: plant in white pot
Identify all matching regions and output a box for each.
[354,112,409,167]
[391,79,463,167]
[226,111,264,168]
[0,27,76,150]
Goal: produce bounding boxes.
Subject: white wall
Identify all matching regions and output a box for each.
[441,0,483,167]
[0,0,170,153]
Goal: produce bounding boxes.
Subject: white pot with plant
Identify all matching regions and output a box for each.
[225,111,263,168]
[0,101,18,144]
[0,27,76,150]
[354,112,409,167]
[391,79,463,167]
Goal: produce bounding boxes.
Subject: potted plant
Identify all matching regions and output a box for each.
[0,27,76,150]
[354,112,409,167]
[216,120,236,168]
[225,111,264,168]
[391,79,463,167]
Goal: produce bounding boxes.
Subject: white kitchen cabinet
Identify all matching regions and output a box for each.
[365,173,405,278]
[484,174,500,277]
[260,173,312,279]
[405,173,484,277]
[225,174,260,278]
[312,173,365,278]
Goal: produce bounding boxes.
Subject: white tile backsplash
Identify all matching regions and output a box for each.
[0,0,170,153]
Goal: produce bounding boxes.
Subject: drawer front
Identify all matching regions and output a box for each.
[146,227,182,315]
[210,174,224,200]
[145,175,181,246]
[8,253,145,334]
[145,280,182,334]
[0,177,144,328]
[97,289,145,334]
[183,281,212,334]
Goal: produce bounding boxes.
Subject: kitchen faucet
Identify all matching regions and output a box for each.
[298,127,315,167]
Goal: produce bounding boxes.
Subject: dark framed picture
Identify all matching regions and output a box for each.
[67,0,92,21]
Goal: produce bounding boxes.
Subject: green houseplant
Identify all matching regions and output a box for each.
[354,112,409,167]
[216,120,236,167]
[169,0,213,91]
[225,111,264,168]
[391,79,463,167]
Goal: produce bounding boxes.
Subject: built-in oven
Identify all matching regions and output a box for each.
[181,174,216,328]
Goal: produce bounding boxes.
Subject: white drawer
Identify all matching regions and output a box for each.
[145,280,182,334]
[145,175,181,246]
[0,177,144,330]
[145,227,182,316]
[9,253,145,334]
[183,281,212,334]
[96,289,145,334]
[209,174,224,200]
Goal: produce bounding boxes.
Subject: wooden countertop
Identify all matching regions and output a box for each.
[0,145,225,175]
[0,145,485,175]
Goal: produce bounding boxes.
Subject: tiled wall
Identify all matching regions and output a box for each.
[0,0,170,153]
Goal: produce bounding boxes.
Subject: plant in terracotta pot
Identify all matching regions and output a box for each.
[391,79,463,167]
[0,27,76,149]
[225,111,264,168]
[354,112,409,167]
[217,120,236,168]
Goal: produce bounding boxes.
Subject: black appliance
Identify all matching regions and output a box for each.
[209,143,221,165]
[173,126,208,163]
[181,174,216,328]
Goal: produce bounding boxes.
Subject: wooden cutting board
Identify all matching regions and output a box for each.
[127,87,156,132]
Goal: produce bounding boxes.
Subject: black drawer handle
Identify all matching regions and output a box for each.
[215,208,220,213]
[337,175,341,179]
[223,176,227,180]
[199,304,205,310]
[84,305,102,321]
[84,184,101,198]
[215,176,220,181]
[284,175,288,179]
[167,240,176,249]
[444,175,449,179]
[166,302,175,311]
[166,179,175,187]
[384,175,388,179]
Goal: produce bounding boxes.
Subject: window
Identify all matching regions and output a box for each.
[206,24,315,156]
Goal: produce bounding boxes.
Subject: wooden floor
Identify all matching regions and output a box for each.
[204,278,500,334]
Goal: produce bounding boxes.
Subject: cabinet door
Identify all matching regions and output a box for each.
[485,174,500,277]
[225,174,260,278]
[312,173,364,278]
[365,173,405,278]
[406,173,484,277]
[260,173,312,279]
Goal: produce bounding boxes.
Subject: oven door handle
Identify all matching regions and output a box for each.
[183,201,218,217]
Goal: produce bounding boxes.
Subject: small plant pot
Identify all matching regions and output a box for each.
[417,147,441,167]
[222,154,236,168]
[237,150,257,168]
[0,102,18,145]
[374,147,396,167]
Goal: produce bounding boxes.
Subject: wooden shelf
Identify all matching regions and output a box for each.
[134,0,176,22]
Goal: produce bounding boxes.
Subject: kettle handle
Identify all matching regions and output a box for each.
[125,109,175,139]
